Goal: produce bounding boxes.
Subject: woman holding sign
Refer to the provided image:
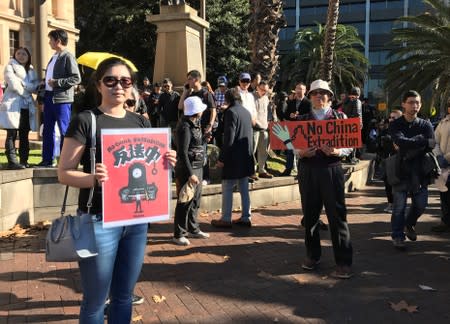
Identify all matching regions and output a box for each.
[273,79,354,279]
[58,57,176,323]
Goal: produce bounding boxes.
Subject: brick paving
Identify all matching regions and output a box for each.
[1,181,450,323]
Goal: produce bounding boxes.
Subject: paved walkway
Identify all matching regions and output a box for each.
[1,181,450,323]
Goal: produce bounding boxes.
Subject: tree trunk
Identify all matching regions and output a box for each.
[249,0,286,86]
[320,0,340,82]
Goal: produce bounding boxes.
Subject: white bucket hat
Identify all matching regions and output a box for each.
[184,96,207,116]
[307,79,334,97]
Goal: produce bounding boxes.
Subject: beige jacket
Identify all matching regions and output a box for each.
[433,114,450,161]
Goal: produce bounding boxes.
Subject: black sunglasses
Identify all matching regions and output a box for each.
[240,79,251,83]
[125,99,136,107]
[102,76,133,89]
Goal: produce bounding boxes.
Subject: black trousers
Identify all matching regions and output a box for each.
[298,162,353,266]
[5,109,30,164]
[174,168,203,238]
[383,176,393,204]
[440,186,450,226]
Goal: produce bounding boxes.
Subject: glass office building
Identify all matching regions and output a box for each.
[279,0,430,103]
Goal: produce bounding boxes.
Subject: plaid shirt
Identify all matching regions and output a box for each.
[215,89,226,107]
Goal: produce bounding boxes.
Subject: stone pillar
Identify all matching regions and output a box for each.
[147,4,209,87]
[54,0,67,20]
[0,1,9,11]
[34,0,48,81]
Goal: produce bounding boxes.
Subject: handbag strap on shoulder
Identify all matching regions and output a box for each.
[61,110,97,216]
[86,110,96,214]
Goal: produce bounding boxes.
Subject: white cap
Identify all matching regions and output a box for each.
[308,79,334,97]
[184,96,207,116]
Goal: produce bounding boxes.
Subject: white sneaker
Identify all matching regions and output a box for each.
[189,231,210,239]
[383,203,393,213]
[173,236,190,246]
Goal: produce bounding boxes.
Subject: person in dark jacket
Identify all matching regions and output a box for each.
[342,87,363,163]
[38,29,81,167]
[282,82,311,176]
[376,109,402,213]
[173,96,210,245]
[388,90,435,249]
[211,89,254,228]
[159,79,180,148]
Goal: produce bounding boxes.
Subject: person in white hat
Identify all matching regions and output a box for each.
[173,96,210,245]
[295,79,354,279]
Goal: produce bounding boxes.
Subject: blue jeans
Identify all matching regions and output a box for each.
[221,178,251,222]
[78,221,148,324]
[391,186,428,239]
[43,92,72,162]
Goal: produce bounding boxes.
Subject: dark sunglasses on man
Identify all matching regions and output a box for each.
[102,76,133,89]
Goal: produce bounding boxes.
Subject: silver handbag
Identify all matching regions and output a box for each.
[46,111,99,262]
[45,205,98,262]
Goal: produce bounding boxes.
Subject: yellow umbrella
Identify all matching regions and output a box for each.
[77,52,138,72]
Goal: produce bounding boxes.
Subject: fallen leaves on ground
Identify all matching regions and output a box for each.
[360,271,382,276]
[132,315,143,322]
[0,222,51,240]
[257,271,273,279]
[389,300,418,313]
[152,295,166,303]
[418,285,436,291]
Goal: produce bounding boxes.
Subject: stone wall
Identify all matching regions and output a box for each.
[0,160,370,231]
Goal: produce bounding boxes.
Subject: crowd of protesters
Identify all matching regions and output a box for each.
[2,31,450,322]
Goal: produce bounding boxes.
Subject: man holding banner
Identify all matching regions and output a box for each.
[272,79,358,279]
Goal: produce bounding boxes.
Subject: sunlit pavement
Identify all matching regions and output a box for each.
[1,182,449,323]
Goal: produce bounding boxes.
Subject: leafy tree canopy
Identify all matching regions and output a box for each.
[75,0,159,82]
[280,23,368,94]
[385,0,450,111]
[202,0,250,85]
[75,0,250,86]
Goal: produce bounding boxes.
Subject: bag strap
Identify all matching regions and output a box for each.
[61,110,97,216]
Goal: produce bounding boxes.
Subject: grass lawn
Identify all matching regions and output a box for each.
[0,149,288,174]
[0,149,42,168]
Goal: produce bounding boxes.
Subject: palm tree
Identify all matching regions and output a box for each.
[248,0,286,86]
[280,23,368,95]
[320,0,340,82]
[385,0,450,111]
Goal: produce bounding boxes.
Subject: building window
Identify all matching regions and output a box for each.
[302,6,328,17]
[369,50,391,65]
[372,1,404,10]
[283,8,296,18]
[350,22,366,36]
[9,30,19,58]
[279,27,296,41]
[370,21,395,34]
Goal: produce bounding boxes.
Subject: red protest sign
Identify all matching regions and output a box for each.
[269,118,362,150]
[101,128,171,228]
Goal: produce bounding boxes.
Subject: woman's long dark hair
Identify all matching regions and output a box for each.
[14,47,32,72]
